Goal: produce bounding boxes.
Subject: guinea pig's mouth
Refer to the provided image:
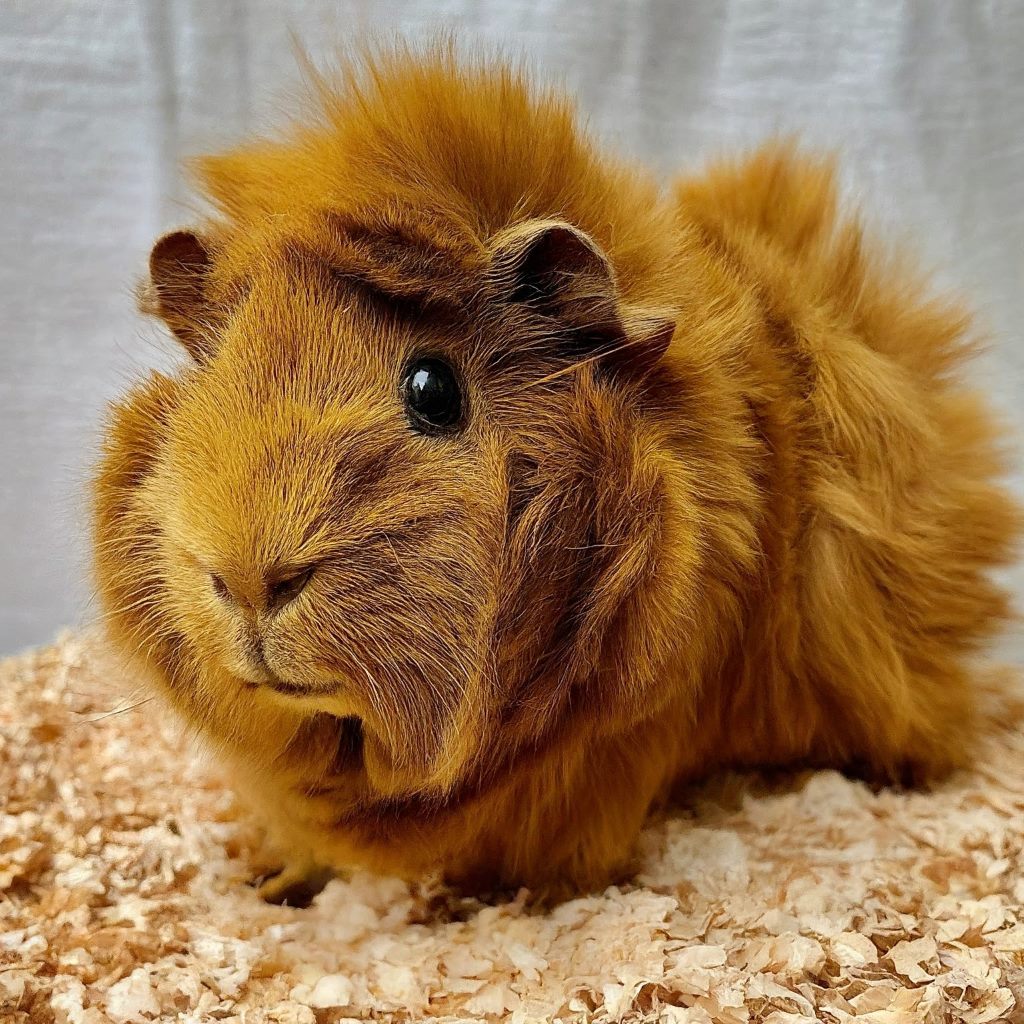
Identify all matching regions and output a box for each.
[264,676,336,698]
[242,667,341,700]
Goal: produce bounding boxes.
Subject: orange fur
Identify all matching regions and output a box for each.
[92,46,1020,899]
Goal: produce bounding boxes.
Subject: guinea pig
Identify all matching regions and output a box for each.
[91,46,1020,904]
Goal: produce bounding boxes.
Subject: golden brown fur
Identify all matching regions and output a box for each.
[91,46,1020,899]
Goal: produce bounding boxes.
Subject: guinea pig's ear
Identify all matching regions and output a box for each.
[144,230,217,363]
[487,219,675,376]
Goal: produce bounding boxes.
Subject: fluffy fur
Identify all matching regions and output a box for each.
[91,45,1020,901]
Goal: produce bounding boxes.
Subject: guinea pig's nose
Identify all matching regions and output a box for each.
[210,565,316,612]
[265,565,316,612]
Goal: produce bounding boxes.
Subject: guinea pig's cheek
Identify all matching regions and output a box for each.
[162,572,224,653]
[265,631,343,687]
[166,582,253,686]
[259,632,332,687]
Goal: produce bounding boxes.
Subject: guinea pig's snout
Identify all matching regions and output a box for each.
[210,564,317,614]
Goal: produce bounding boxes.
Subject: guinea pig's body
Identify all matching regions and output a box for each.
[92,49,1020,901]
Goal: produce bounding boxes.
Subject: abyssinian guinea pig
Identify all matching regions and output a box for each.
[92,46,1020,903]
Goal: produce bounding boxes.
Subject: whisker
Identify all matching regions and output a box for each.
[74,696,155,726]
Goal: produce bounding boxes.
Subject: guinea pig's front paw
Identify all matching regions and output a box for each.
[254,861,335,908]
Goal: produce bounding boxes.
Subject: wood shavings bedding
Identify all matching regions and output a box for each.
[1,633,1023,1023]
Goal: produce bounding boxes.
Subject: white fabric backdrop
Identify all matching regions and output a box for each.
[1,1,1022,655]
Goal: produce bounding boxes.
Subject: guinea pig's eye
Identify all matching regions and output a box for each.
[399,356,464,434]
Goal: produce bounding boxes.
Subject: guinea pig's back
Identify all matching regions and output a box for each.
[670,142,1021,781]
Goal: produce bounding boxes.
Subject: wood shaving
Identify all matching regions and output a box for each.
[2,633,1023,1022]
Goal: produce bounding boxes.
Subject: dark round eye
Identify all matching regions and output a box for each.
[400,356,464,434]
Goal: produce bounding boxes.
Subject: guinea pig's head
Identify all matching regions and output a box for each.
[101,210,704,801]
